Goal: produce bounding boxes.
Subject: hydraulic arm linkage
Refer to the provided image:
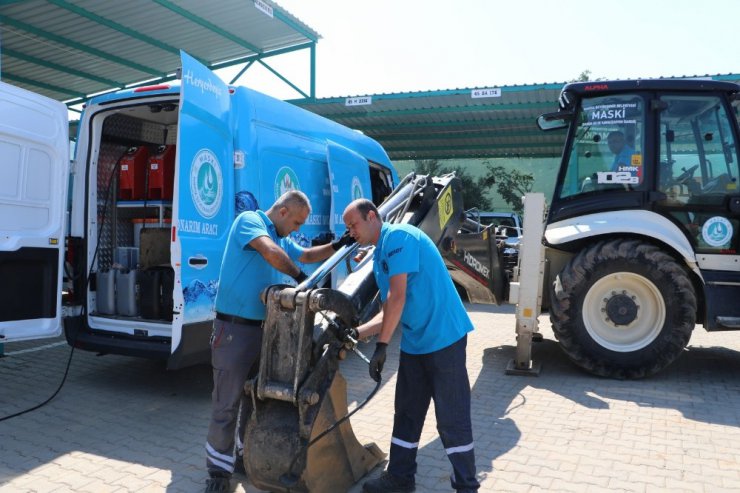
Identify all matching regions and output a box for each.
[243,173,486,492]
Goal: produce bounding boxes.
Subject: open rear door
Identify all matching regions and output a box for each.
[169,51,234,365]
[327,141,372,237]
[0,82,69,342]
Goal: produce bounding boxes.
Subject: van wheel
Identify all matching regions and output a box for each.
[550,239,696,379]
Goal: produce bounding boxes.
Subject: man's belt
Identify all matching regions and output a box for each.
[215,312,262,326]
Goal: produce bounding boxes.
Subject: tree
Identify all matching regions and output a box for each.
[571,69,605,83]
[573,70,592,82]
[485,165,534,216]
[413,159,494,211]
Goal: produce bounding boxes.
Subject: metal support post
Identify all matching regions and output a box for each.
[506,192,546,376]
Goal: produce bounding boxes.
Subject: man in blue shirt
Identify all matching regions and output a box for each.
[607,130,635,171]
[342,198,479,493]
[205,190,353,492]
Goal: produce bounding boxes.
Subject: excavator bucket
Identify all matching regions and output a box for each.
[244,374,384,492]
[417,175,506,305]
[243,285,384,492]
[442,227,506,305]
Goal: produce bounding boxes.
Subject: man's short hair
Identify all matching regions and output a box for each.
[353,198,380,221]
[275,190,311,214]
[607,131,625,141]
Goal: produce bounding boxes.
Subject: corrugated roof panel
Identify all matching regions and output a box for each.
[0,0,319,102]
[294,76,740,160]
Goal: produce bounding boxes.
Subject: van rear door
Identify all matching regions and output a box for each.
[0,82,69,342]
[169,51,233,364]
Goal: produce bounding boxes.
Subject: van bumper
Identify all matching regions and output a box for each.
[63,316,211,369]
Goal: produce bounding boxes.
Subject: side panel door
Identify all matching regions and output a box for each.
[0,81,69,341]
[171,52,234,352]
[327,141,372,237]
[652,92,740,327]
[326,142,372,288]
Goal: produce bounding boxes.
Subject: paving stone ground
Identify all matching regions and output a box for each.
[2,303,740,492]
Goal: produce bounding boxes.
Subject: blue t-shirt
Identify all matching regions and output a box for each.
[215,210,304,320]
[373,222,473,354]
[611,144,635,171]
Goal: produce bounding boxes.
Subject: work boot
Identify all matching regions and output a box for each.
[204,473,230,493]
[362,471,415,493]
[233,455,246,477]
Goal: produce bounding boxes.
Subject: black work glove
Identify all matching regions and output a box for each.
[331,231,356,251]
[369,342,388,382]
[292,270,308,283]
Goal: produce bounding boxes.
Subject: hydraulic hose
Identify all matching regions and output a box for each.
[0,150,123,422]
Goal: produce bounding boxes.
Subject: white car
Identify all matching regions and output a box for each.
[477,211,522,238]
[464,210,522,280]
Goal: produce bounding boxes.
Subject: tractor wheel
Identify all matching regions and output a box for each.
[550,238,696,379]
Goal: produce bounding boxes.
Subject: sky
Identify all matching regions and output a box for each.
[217,0,740,100]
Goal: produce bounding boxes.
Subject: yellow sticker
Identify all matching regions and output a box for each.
[438,186,454,230]
[631,154,642,166]
[49,238,58,245]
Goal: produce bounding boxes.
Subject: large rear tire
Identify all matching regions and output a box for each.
[550,239,696,379]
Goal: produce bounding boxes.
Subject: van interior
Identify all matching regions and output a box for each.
[85,100,179,335]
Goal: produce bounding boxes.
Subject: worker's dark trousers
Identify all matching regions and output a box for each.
[205,319,262,476]
[388,335,479,491]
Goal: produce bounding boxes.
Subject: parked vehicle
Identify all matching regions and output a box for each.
[447,78,740,379]
[475,211,523,239]
[514,78,740,378]
[0,51,397,369]
[463,209,521,280]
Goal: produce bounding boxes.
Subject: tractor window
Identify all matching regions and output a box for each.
[657,95,739,207]
[559,94,645,199]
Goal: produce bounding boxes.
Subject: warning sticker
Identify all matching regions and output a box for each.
[438,186,454,230]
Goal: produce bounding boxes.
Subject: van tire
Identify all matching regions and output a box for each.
[550,238,696,379]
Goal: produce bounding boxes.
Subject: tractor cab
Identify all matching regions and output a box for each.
[540,79,740,259]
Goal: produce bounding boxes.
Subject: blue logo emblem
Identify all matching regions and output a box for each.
[702,216,733,247]
[275,166,300,199]
[351,176,364,199]
[190,149,223,219]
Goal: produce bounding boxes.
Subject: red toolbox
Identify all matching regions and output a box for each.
[147,145,175,200]
[118,146,149,200]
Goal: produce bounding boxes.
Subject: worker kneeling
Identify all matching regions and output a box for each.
[343,199,480,493]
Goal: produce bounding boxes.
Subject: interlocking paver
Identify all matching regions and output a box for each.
[2,304,740,492]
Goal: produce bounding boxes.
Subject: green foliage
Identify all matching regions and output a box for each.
[571,69,605,83]
[413,159,494,211]
[573,70,592,82]
[485,165,534,215]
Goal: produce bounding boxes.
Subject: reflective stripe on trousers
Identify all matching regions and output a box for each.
[205,319,262,475]
[388,335,479,490]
